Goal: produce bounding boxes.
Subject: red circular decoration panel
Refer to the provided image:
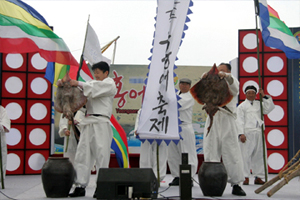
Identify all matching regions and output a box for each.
[239,30,263,53]
[263,53,287,76]
[7,125,25,149]
[26,125,50,149]
[264,77,287,100]
[264,127,288,149]
[27,74,51,99]
[6,150,25,175]
[239,54,263,77]
[26,100,52,124]
[2,99,26,123]
[25,150,49,174]
[264,101,287,126]
[267,150,288,174]
[2,53,27,72]
[1,72,27,98]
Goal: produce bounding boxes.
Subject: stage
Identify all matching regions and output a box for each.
[0,174,299,200]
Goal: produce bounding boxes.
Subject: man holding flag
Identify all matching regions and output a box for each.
[68,61,117,197]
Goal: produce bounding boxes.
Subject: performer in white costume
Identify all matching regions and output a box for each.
[168,78,198,186]
[203,63,246,196]
[68,61,117,198]
[58,108,85,164]
[236,85,275,185]
[134,109,168,182]
[0,105,11,180]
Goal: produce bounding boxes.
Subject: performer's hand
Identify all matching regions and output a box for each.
[57,79,63,87]
[239,134,246,143]
[218,71,227,79]
[64,129,71,136]
[201,72,208,79]
[70,80,78,87]
[259,88,265,96]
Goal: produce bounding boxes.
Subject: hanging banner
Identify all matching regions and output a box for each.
[137,0,192,141]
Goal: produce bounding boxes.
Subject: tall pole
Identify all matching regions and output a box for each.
[254,0,268,182]
[156,142,160,187]
[0,131,4,189]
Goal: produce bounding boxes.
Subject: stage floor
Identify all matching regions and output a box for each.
[0,174,299,200]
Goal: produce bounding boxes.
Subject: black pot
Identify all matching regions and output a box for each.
[41,157,75,198]
[198,162,227,196]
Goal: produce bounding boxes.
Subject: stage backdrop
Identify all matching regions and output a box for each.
[109,64,209,154]
[238,28,300,173]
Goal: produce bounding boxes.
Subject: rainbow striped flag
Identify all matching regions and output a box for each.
[258,0,300,59]
[0,0,78,66]
[110,115,130,168]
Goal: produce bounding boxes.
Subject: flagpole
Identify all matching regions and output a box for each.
[76,15,90,80]
[254,0,268,182]
[156,142,160,187]
[0,131,4,189]
[101,36,120,53]
[112,37,119,64]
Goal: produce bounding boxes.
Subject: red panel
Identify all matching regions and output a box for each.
[239,54,263,77]
[2,99,26,123]
[264,42,285,52]
[7,125,25,149]
[26,100,51,124]
[239,30,263,53]
[265,127,288,149]
[263,53,287,76]
[264,101,287,126]
[267,150,288,174]
[26,125,50,149]
[239,77,261,101]
[27,74,51,99]
[25,150,49,174]
[1,72,27,98]
[28,53,48,72]
[6,150,25,175]
[1,53,27,72]
[263,77,287,100]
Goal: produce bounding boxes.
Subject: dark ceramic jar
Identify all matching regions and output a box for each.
[198,162,227,196]
[41,157,75,198]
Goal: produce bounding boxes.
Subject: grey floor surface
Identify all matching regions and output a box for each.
[0,174,299,200]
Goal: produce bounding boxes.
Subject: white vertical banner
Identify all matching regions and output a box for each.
[137,0,192,141]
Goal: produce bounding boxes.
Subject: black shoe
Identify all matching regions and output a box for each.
[169,177,180,186]
[232,185,246,196]
[93,190,97,198]
[69,187,86,197]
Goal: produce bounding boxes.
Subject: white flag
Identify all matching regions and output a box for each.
[83,23,111,65]
[137,0,192,141]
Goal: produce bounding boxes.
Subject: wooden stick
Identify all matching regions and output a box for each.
[267,167,300,197]
[255,160,300,194]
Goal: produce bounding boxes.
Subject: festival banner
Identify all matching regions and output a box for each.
[137,0,193,142]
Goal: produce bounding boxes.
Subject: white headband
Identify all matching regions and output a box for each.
[245,89,257,94]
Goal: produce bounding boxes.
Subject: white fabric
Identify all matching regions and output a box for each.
[236,96,275,178]
[168,91,198,177]
[203,75,244,185]
[0,106,11,180]
[83,23,103,65]
[58,109,85,164]
[134,109,168,180]
[73,77,116,187]
[137,0,191,140]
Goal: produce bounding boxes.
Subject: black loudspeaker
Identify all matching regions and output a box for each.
[95,168,158,200]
